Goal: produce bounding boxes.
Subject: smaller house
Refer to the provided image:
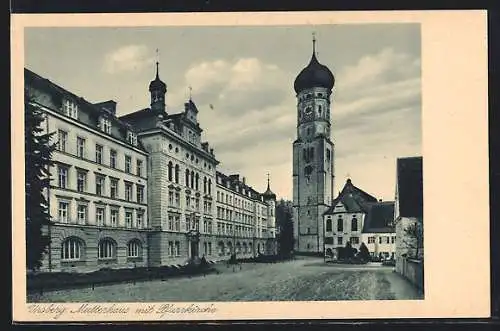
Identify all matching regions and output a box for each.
[323,178,396,261]
[394,156,424,290]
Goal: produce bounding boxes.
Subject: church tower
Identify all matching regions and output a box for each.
[149,61,167,113]
[292,35,335,254]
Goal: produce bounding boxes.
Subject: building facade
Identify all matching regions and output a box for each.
[323,179,396,260]
[26,69,150,273]
[292,37,335,254]
[394,157,424,273]
[25,63,278,273]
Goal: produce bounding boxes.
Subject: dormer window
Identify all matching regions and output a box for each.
[63,99,78,119]
[101,117,112,134]
[127,131,138,146]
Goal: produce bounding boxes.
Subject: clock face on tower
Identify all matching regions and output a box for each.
[302,106,314,121]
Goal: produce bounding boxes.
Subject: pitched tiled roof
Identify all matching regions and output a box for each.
[396,156,423,218]
[324,178,378,215]
[362,201,395,233]
[25,68,147,151]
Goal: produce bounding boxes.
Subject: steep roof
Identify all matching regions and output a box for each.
[396,156,423,218]
[362,201,395,233]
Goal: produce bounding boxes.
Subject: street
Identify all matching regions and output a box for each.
[28,257,423,302]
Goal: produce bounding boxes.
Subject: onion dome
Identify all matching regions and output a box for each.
[149,62,166,93]
[293,36,335,94]
[262,175,277,200]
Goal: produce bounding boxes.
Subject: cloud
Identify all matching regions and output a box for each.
[167,48,421,200]
[104,45,155,74]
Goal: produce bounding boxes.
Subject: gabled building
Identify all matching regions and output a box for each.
[323,178,396,260]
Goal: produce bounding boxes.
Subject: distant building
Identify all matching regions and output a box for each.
[323,179,396,260]
[25,62,278,273]
[394,156,423,272]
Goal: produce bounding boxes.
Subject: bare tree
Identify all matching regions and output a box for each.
[403,220,423,260]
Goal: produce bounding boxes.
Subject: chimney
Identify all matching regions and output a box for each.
[202,142,209,151]
[210,148,214,155]
[242,177,246,185]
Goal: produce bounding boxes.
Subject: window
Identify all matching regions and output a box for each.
[379,237,383,244]
[102,117,111,134]
[350,237,359,245]
[125,182,133,201]
[168,162,173,181]
[391,236,396,244]
[127,240,141,258]
[337,236,343,246]
[337,217,343,232]
[174,164,179,183]
[125,210,133,228]
[174,241,180,256]
[326,218,332,232]
[127,131,137,146]
[351,218,358,232]
[326,149,331,161]
[368,236,375,244]
[110,178,118,198]
[63,99,78,119]
[58,166,68,189]
[168,215,174,231]
[96,207,105,226]
[95,144,103,164]
[58,201,69,223]
[185,169,190,187]
[95,175,105,196]
[208,179,212,195]
[208,242,212,255]
[190,170,194,189]
[195,173,199,191]
[98,239,116,260]
[125,155,132,173]
[168,241,174,256]
[110,150,117,168]
[135,212,145,229]
[168,191,174,206]
[61,238,83,261]
[175,192,180,207]
[77,204,87,224]
[110,209,119,227]
[137,160,143,177]
[203,177,207,193]
[77,170,87,192]
[386,236,390,244]
[136,185,144,203]
[77,137,85,158]
[174,216,180,231]
[57,130,68,152]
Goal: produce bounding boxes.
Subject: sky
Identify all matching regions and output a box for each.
[24,24,422,201]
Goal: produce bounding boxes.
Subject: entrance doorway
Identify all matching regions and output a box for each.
[190,240,199,259]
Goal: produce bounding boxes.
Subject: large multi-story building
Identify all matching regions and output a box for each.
[25,62,278,273]
[292,36,335,254]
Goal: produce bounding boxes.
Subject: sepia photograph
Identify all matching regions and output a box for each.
[11,11,489,321]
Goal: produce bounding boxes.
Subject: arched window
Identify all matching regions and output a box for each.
[168,162,173,181]
[318,105,322,116]
[337,217,344,232]
[190,170,195,189]
[203,177,207,194]
[127,239,142,258]
[351,218,358,232]
[195,173,199,191]
[326,218,332,232]
[208,179,212,195]
[185,169,190,187]
[98,238,116,260]
[175,164,180,183]
[61,237,84,261]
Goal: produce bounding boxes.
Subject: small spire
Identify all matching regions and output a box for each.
[312,32,316,55]
[155,48,160,79]
[267,172,270,189]
[188,85,193,101]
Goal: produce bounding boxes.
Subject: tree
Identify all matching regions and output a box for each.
[25,92,56,272]
[276,199,294,258]
[403,220,424,260]
[358,242,370,262]
[344,241,355,260]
